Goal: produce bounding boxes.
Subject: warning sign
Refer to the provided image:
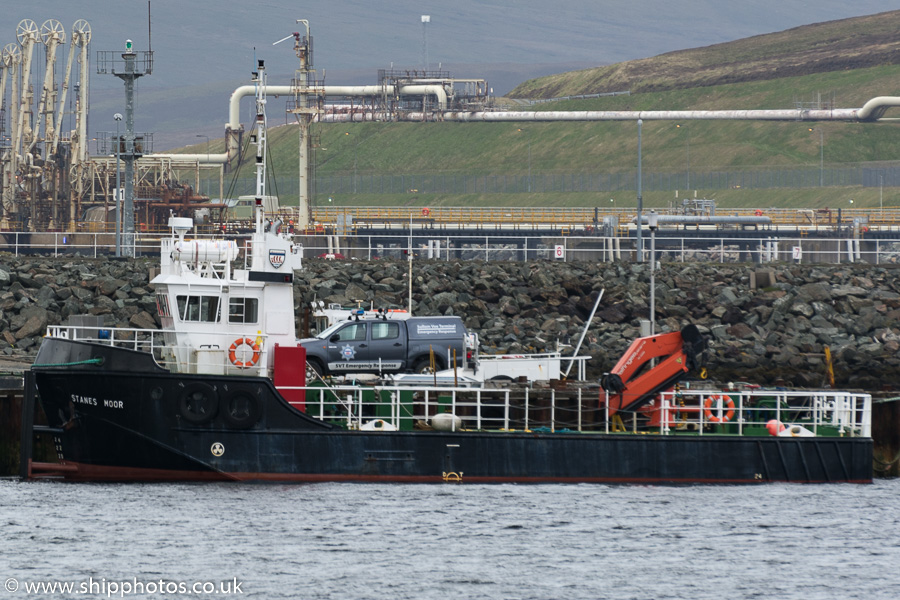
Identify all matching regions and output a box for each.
[555,245,565,259]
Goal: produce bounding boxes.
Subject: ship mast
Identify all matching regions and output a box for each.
[253,59,267,234]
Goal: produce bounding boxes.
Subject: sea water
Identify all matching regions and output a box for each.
[2,479,899,599]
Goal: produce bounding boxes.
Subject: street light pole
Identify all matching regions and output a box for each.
[809,128,823,186]
[677,124,690,190]
[636,119,643,263]
[649,211,658,335]
[528,140,532,192]
[819,128,823,187]
[518,128,532,192]
[114,113,122,257]
[196,134,209,195]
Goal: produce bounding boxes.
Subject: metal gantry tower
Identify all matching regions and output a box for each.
[98,39,152,256]
[287,19,323,230]
[0,19,91,231]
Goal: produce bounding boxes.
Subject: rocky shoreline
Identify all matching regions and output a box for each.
[1,255,899,390]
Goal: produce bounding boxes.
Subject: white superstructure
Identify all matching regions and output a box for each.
[151,60,302,375]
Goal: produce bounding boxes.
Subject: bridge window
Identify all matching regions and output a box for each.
[176,295,221,323]
[155,293,171,318]
[229,297,259,324]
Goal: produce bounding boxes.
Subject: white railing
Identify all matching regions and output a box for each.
[652,389,871,438]
[288,385,872,438]
[43,325,270,377]
[7,230,900,265]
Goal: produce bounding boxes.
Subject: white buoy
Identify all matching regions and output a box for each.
[431,412,463,431]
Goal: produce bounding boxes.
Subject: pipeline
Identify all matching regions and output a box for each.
[146,94,900,166]
[404,109,862,122]
[634,215,772,226]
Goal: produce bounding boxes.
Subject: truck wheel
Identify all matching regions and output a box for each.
[306,359,325,380]
[413,357,442,374]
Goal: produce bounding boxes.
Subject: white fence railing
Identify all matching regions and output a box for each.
[6,231,900,265]
[291,385,871,437]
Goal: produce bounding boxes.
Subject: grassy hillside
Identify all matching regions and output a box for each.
[180,17,900,211]
[508,10,900,98]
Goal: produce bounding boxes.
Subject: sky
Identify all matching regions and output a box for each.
[3,0,899,149]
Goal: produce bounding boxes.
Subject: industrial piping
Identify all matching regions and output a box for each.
[634,215,772,226]
[143,83,449,165]
[146,94,900,166]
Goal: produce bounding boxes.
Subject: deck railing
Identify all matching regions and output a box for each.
[41,326,873,439]
[43,325,271,377]
[292,385,872,438]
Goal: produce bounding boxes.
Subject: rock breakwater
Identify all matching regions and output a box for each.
[1,255,899,389]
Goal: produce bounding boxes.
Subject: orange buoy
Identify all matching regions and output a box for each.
[228,337,261,369]
[766,419,786,436]
[704,394,735,423]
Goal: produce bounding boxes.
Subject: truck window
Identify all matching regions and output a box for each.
[371,322,400,340]
[334,323,366,342]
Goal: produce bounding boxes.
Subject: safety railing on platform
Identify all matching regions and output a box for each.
[4,230,900,265]
[653,389,872,438]
[41,325,271,378]
[292,385,871,437]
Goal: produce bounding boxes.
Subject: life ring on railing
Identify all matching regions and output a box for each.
[754,209,763,217]
[422,207,431,217]
[228,337,261,369]
[704,394,735,423]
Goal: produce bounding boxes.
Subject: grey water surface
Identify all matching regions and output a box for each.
[2,479,899,599]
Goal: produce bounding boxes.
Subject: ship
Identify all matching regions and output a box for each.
[21,61,873,484]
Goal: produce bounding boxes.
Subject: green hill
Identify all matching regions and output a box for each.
[508,10,900,98]
[184,12,900,211]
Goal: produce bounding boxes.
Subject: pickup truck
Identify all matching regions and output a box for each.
[299,315,467,376]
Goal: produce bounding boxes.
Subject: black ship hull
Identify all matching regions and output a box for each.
[29,339,873,484]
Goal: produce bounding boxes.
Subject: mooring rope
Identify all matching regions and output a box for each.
[32,358,105,368]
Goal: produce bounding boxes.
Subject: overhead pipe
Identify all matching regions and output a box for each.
[226,83,449,127]
[856,96,900,121]
[403,108,864,122]
[147,94,900,166]
[634,215,772,225]
[403,97,900,123]
[144,83,449,165]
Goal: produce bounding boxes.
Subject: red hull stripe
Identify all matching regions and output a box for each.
[29,461,872,485]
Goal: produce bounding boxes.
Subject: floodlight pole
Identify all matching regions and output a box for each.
[649,211,658,335]
[636,119,643,263]
[114,114,122,256]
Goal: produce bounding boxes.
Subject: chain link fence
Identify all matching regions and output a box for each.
[207,163,900,199]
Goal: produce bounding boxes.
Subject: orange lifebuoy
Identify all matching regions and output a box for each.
[228,337,261,369]
[422,207,431,217]
[704,394,735,423]
[754,209,763,217]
